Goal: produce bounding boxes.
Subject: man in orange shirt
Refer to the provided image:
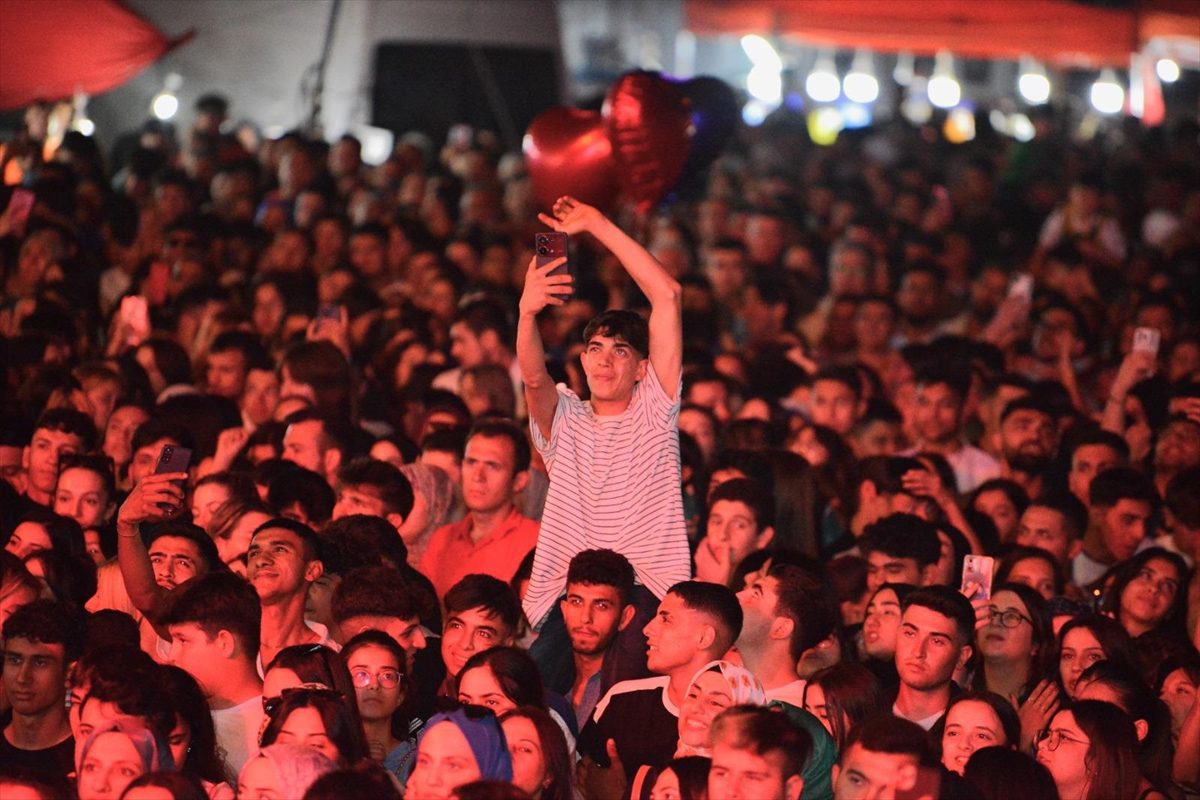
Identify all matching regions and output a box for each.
[419,418,538,599]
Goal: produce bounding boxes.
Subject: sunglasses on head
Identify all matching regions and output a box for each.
[262,683,340,717]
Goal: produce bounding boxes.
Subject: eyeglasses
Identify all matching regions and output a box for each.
[1035,728,1090,752]
[987,607,1033,629]
[262,682,334,716]
[351,668,402,689]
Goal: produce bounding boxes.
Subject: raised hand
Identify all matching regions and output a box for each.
[518,256,573,317]
[537,196,604,236]
[117,472,187,528]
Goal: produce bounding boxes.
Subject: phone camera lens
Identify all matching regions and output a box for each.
[537,246,548,255]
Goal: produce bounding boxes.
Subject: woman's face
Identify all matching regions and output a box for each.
[1119,558,1180,632]
[253,284,285,339]
[1160,668,1197,737]
[457,666,517,717]
[650,767,681,800]
[348,644,404,723]
[1036,710,1093,799]
[77,731,146,800]
[678,670,735,748]
[407,721,482,799]
[975,490,1020,542]
[803,682,838,739]
[941,700,1006,774]
[863,587,903,659]
[83,529,105,565]
[238,754,284,800]
[978,590,1035,664]
[274,705,339,763]
[5,521,51,559]
[1059,627,1106,698]
[218,510,272,568]
[1007,557,1056,600]
[168,716,191,770]
[502,715,549,799]
[369,440,405,469]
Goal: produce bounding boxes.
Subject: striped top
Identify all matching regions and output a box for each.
[523,371,691,628]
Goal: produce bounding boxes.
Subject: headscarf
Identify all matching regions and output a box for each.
[398,463,458,563]
[251,743,336,798]
[675,660,767,757]
[418,708,513,783]
[78,717,175,774]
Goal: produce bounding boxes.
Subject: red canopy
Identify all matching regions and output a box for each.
[0,0,191,111]
[685,0,1200,66]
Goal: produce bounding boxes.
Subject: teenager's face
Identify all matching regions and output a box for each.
[1059,626,1106,698]
[561,582,627,657]
[705,499,769,567]
[580,333,646,404]
[643,592,709,675]
[54,467,110,529]
[502,715,549,799]
[1119,557,1180,632]
[862,587,903,660]
[457,665,517,716]
[1097,499,1152,562]
[833,742,920,800]
[941,700,1006,774]
[148,535,203,590]
[274,705,339,762]
[865,552,922,595]
[247,527,316,604]
[895,605,968,691]
[238,754,285,800]
[442,606,513,677]
[1015,506,1072,565]
[191,482,230,531]
[408,720,482,799]
[24,426,84,495]
[4,521,51,560]
[709,737,799,800]
[977,589,1035,663]
[165,622,227,699]
[348,644,404,722]
[2,637,67,717]
[679,669,737,748]
[77,730,146,800]
[1036,710,1092,799]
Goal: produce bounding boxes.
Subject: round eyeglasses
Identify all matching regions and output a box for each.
[987,607,1033,629]
[1035,728,1089,752]
[351,668,402,689]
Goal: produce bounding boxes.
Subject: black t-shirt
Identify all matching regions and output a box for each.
[0,725,75,781]
[577,676,679,780]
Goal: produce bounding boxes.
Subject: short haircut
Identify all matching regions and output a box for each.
[708,477,775,531]
[855,456,928,497]
[336,458,415,518]
[1088,466,1159,510]
[279,341,353,419]
[421,426,468,459]
[1165,466,1200,528]
[840,713,936,766]
[209,330,268,364]
[146,522,223,575]
[583,309,649,360]
[667,581,743,655]
[466,418,531,474]
[33,407,98,451]
[318,515,408,574]
[1066,428,1130,463]
[284,409,352,454]
[1,598,86,662]
[814,365,863,400]
[268,465,336,525]
[565,549,635,607]
[1027,492,1088,541]
[710,705,812,778]
[251,517,322,563]
[914,363,970,405]
[332,565,425,624]
[999,396,1056,425]
[454,298,514,349]
[162,571,261,655]
[858,513,941,567]
[901,585,976,643]
[444,574,521,634]
[769,563,839,662]
[130,417,194,455]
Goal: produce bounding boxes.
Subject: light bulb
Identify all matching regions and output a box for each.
[928,51,961,109]
[152,93,179,121]
[806,52,840,103]
[1156,58,1180,83]
[1090,69,1124,114]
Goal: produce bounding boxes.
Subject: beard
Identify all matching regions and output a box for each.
[1006,448,1051,474]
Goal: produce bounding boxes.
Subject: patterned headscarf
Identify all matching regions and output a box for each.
[398,463,458,563]
[675,660,767,757]
[252,743,337,798]
[78,717,175,775]
[418,707,513,783]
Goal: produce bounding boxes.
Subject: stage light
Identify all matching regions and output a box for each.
[1018,57,1051,105]
[893,51,915,86]
[901,77,933,124]
[742,100,770,126]
[927,51,961,109]
[841,102,872,129]
[151,73,183,121]
[807,107,844,145]
[1089,68,1124,114]
[74,118,95,136]
[843,50,879,104]
[1010,113,1035,142]
[747,65,782,104]
[1156,57,1180,83]
[806,51,840,103]
[741,35,782,71]
[944,107,976,143]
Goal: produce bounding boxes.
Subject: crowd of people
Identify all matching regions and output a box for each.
[0,87,1198,800]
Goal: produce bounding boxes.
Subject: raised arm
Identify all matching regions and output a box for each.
[539,197,682,393]
[115,472,187,632]
[518,254,573,441]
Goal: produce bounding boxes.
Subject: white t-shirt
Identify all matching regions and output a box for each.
[524,373,691,627]
[212,695,264,782]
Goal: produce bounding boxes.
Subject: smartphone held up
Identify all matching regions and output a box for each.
[535,232,569,277]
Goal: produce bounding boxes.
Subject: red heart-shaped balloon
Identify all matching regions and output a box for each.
[603,71,692,211]
[523,107,620,213]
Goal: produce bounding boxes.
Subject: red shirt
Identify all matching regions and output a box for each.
[418,506,539,600]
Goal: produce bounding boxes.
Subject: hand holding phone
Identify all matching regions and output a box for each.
[535,232,569,277]
[961,555,995,602]
[1132,327,1161,358]
[153,444,192,513]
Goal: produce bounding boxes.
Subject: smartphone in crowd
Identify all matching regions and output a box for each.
[535,232,569,277]
[7,188,35,239]
[1132,326,1161,358]
[960,555,995,602]
[154,444,192,512]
